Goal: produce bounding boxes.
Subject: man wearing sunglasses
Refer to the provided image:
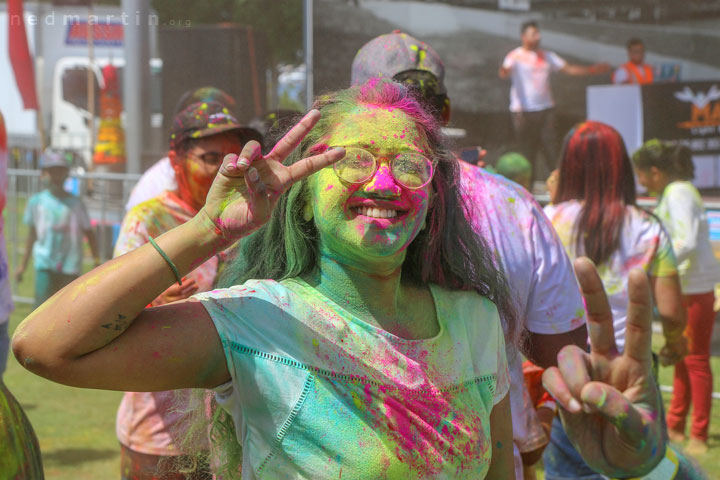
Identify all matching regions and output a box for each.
[113,101,261,479]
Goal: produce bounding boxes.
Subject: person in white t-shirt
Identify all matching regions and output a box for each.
[499,21,610,185]
[124,156,176,212]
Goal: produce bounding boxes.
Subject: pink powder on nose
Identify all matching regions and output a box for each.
[365,164,398,192]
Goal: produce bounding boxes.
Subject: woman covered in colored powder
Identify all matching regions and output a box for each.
[12,80,519,478]
[633,141,720,456]
[543,121,686,479]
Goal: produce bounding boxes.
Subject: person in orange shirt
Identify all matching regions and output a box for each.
[612,38,655,85]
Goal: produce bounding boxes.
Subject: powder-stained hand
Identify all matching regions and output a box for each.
[542,257,665,478]
[198,110,345,243]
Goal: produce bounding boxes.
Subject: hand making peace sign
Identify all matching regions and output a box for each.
[543,258,665,478]
[200,109,345,241]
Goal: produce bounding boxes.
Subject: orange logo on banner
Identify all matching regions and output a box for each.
[675,85,720,130]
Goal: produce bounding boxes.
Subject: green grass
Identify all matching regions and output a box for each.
[5,292,123,479]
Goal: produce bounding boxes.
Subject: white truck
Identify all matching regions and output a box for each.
[0,2,162,165]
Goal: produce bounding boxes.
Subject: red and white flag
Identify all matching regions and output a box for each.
[8,0,39,110]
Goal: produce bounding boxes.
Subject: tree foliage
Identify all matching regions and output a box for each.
[151,0,303,64]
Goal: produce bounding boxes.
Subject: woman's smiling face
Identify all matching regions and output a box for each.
[308,105,433,268]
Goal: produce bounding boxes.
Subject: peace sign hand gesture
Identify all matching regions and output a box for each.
[542,257,665,478]
[199,109,344,243]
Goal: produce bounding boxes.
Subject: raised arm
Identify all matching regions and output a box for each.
[560,62,611,76]
[12,110,344,392]
[12,203,236,390]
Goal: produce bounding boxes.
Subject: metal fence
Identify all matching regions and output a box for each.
[6,168,141,304]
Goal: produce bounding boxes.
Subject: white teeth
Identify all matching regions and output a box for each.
[354,207,398,218]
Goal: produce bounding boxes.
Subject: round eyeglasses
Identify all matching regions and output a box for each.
[331,147,436,190]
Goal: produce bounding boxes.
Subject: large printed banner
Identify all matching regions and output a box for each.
[642,81,720,155]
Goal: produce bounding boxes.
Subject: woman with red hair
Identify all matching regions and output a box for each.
[542,121,686,479]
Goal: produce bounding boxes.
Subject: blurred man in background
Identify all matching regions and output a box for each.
[612,38,655,85]
[499,21,610,186]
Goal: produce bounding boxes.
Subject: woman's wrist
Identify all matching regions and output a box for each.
[187,210,237,252]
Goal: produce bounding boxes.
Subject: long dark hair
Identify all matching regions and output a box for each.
[198,78,520,478]
[555,121,637,266]
[220,78,518,339]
